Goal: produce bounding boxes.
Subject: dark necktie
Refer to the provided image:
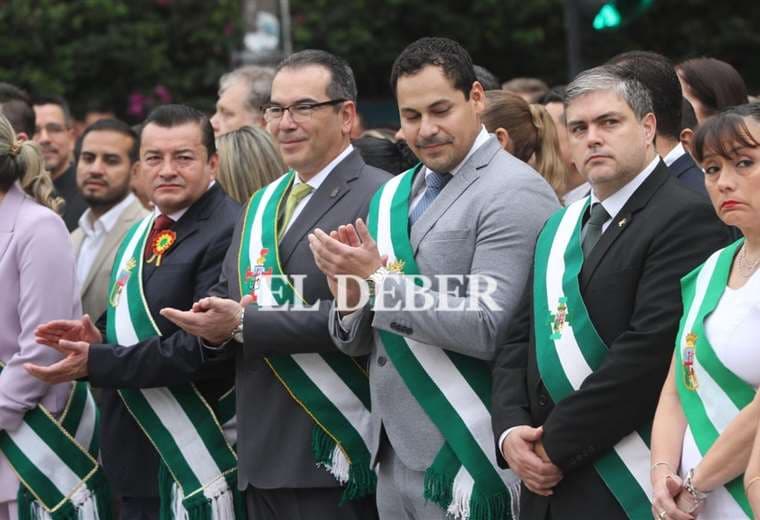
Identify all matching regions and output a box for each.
[581,203,610,258]
[409,170,452,226]
[144,214,174,260]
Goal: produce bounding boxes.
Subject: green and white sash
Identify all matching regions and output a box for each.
[237,171,375,502]
[674,239,752,516]
[533,197,652,519]
[106,214,245,520]
[367,166,521,520]
[0,364,111,519]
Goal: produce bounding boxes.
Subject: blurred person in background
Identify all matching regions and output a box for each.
[474,64,501,91]
[130,122,154,210]
[33,95,87,230]
[676,58,749,124]
[540,86,589,203]
[502,77,550,103]
[216,124,284,203]
[482,89,566,200]
[680,97,699,153]
[211,65,274,137]
[611,51,708,197]
[650,103,760,520]
[352,128,418,175]
[71,119,147,320]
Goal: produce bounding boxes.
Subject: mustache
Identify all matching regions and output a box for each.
[415,136,454,148]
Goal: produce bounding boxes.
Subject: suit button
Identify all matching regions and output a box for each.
[377,356,387,367]
[537,394,547,407]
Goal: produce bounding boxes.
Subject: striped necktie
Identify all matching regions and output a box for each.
[409,170,452,226]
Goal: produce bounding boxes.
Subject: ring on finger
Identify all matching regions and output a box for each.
[658,511,668,520]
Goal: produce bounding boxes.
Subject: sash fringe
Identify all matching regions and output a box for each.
[311,427,376,504]
[17,472,112,520]
[423,469,519,520]
[159,462,246,520]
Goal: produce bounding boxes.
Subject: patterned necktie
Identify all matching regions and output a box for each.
[409,170,452,226]
[581,202,610,258]
[144,214,174,260]
[281,182,314,229]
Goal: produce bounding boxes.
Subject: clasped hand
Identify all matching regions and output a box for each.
[652,467,701,520]
[501,425,563,496]
[25,314,102,383]
[161,294,253,346]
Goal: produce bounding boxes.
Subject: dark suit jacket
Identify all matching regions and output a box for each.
[668,151,706,197]
[491,162,732,519]
[88,184,241,497]
[210,150,391,490]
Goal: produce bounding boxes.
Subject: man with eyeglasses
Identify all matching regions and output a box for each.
[33,95,87,231]
[150,50,391,519]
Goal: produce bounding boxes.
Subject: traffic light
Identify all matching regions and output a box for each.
[591,0,654,30]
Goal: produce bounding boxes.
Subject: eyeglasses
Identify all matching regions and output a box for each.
[263,99,347,123]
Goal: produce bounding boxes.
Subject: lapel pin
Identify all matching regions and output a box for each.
[330,187,340,198]
[618,218,628,228]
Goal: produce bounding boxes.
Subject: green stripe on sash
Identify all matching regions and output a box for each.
[237,171,375,502]
[533,199,652,519]
[675,240,752,516]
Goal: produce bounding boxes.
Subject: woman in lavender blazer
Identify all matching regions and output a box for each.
[0,114,80,519]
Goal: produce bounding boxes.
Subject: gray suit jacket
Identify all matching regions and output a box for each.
[329,136,560,471]
[208,150,391,490]
[70,198,147,320]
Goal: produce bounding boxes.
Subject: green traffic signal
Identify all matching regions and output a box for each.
[592,0,654,30]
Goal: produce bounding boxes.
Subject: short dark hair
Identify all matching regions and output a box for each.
[76,118,139,164]
[473,65,500,91]
[681,97,698,132]
[539,85,566,105]
[608,51,682,140]
[693,103,760,163]
[32,94,73,127]
[275,50,357,102]
[0,83,35,137]
[141,104,216,158]
[677,58,749,118]
[390,37,477,99]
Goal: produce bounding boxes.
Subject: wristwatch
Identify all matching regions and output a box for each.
[231,306,246,343]
[366,266,389,301]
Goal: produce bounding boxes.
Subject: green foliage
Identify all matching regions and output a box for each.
[0,0,241,122]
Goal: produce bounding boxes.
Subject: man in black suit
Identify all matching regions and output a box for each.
[609,51,708,197]
[28,104,240,519]
[491,65,732,519]
[160,51,390,519]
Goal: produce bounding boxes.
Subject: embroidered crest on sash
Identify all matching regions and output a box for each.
[244,248,272,302]
[683,332,699,391]
[109,257,137,308]
[549,296,569,340]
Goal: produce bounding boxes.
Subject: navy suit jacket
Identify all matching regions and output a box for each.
[89,184,241,497]
[668,151,706,197]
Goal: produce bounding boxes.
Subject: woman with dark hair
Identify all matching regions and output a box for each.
[482,89,566,200]
[676,58,749,124]
[650,103,760,519]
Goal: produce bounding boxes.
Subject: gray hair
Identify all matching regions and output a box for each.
[218,65,275,113]
[275,50,357,102]
[565,65,654,120]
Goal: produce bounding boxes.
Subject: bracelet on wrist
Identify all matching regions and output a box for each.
[650,461,675,474]
[745,475,760,493]
[684,468,709,503]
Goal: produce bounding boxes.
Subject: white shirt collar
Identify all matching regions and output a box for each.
[153,181,215,222]
[662,142,687,167]
[590,156,660,221]
[424,126,489,178]
[78,193,136,238]
[293,144,354,190]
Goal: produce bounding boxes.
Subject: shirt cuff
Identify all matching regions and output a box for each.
[498,427,521,459]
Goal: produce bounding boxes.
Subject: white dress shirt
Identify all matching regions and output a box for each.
[284,144,354,235]
[661,142,687,167]
[76,193,136,286]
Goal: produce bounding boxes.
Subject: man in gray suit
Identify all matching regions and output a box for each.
[309,37,559,519]
[70,119,147,320]
[160,50,390,519]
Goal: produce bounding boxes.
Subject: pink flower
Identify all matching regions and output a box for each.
[154,85,172,104]
[127,92,147,118]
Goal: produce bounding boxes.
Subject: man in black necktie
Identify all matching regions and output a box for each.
[491,65,732,519]
[28,104,241,519]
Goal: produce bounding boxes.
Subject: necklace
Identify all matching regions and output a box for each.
[736,244,760,278]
